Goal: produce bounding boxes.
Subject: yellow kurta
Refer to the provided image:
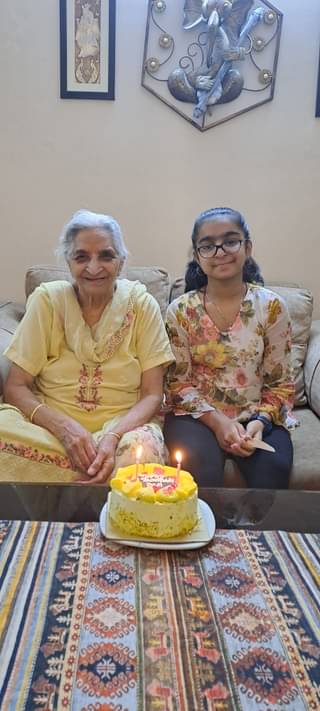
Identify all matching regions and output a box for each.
[0,279,174,482]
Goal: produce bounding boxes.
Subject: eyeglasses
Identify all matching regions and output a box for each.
[196,238,244,259]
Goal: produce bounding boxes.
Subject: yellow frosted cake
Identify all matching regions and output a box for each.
[108,463,198,539]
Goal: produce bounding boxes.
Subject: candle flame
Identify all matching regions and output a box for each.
[175,450,182,464]
[136,445,143,460]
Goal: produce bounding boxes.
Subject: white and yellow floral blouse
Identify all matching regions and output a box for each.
[165,285,295,426]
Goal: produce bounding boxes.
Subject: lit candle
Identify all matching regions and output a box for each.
[175,450,182,486]
[135,444,143,480]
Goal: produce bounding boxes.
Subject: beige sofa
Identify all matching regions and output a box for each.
[1,265,320,490]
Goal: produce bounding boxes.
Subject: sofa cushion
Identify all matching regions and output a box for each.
[25,266,72,296]
[0,302,25,392]
[289,408,320,489]
[265,286,313,406]
[0,302,26,332]
[304,321,320,417]
[25,264,170,317]
[169,279,313,406]
[124,267,170,317]
[169,277,184,304]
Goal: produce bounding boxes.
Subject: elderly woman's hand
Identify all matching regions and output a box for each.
[55,419,97,472]
[81,434,117,484]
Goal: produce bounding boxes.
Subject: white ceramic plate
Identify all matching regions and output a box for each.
[99,498,216,550]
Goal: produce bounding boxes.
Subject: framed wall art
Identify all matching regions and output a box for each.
[60,0,116,100]
[316,48,320,117]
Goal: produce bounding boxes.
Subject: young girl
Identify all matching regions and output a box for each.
[164,207,295,488]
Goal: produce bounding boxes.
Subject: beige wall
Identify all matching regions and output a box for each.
[1,0,320,315]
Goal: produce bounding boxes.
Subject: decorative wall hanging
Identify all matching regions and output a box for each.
[60,0,116,100]
[142,0,282,131]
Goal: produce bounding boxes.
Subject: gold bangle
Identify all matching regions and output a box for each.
[107,431,121,441]
[29,403,44,423]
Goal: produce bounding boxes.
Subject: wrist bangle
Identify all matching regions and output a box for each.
[107,431,122,441]
[29,403,45,423]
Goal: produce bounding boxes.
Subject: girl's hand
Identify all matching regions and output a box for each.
[212,415,249,455]
[246,419,264,440]
[229,419,264,457]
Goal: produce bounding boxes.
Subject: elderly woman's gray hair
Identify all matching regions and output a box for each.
[57,210,129,261]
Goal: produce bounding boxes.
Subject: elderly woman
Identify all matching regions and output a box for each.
[0,210,173,483]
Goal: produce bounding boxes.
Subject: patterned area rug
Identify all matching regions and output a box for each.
[0,522,319,710]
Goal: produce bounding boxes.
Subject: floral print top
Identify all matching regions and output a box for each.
[165,285,295,425]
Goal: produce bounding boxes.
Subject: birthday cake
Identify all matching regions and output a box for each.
[108,463,198,539]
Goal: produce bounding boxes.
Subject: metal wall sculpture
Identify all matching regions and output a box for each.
[142,0,282,131]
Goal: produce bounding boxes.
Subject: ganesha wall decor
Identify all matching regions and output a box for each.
[141,0,283,131]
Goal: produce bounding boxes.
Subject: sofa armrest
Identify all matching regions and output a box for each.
[0,302,25,395]
[304,320,320,417]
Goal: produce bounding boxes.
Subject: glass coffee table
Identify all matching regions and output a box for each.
[1,483,319,532]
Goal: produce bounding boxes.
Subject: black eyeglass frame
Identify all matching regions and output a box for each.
[196,238,244,259]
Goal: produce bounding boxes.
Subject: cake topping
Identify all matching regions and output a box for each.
[111,463,197,503]
[137,473,177,491]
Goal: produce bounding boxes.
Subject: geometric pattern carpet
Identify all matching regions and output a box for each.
[0,522,319,710]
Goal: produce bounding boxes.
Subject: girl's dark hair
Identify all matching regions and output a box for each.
[185,207,264,292]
